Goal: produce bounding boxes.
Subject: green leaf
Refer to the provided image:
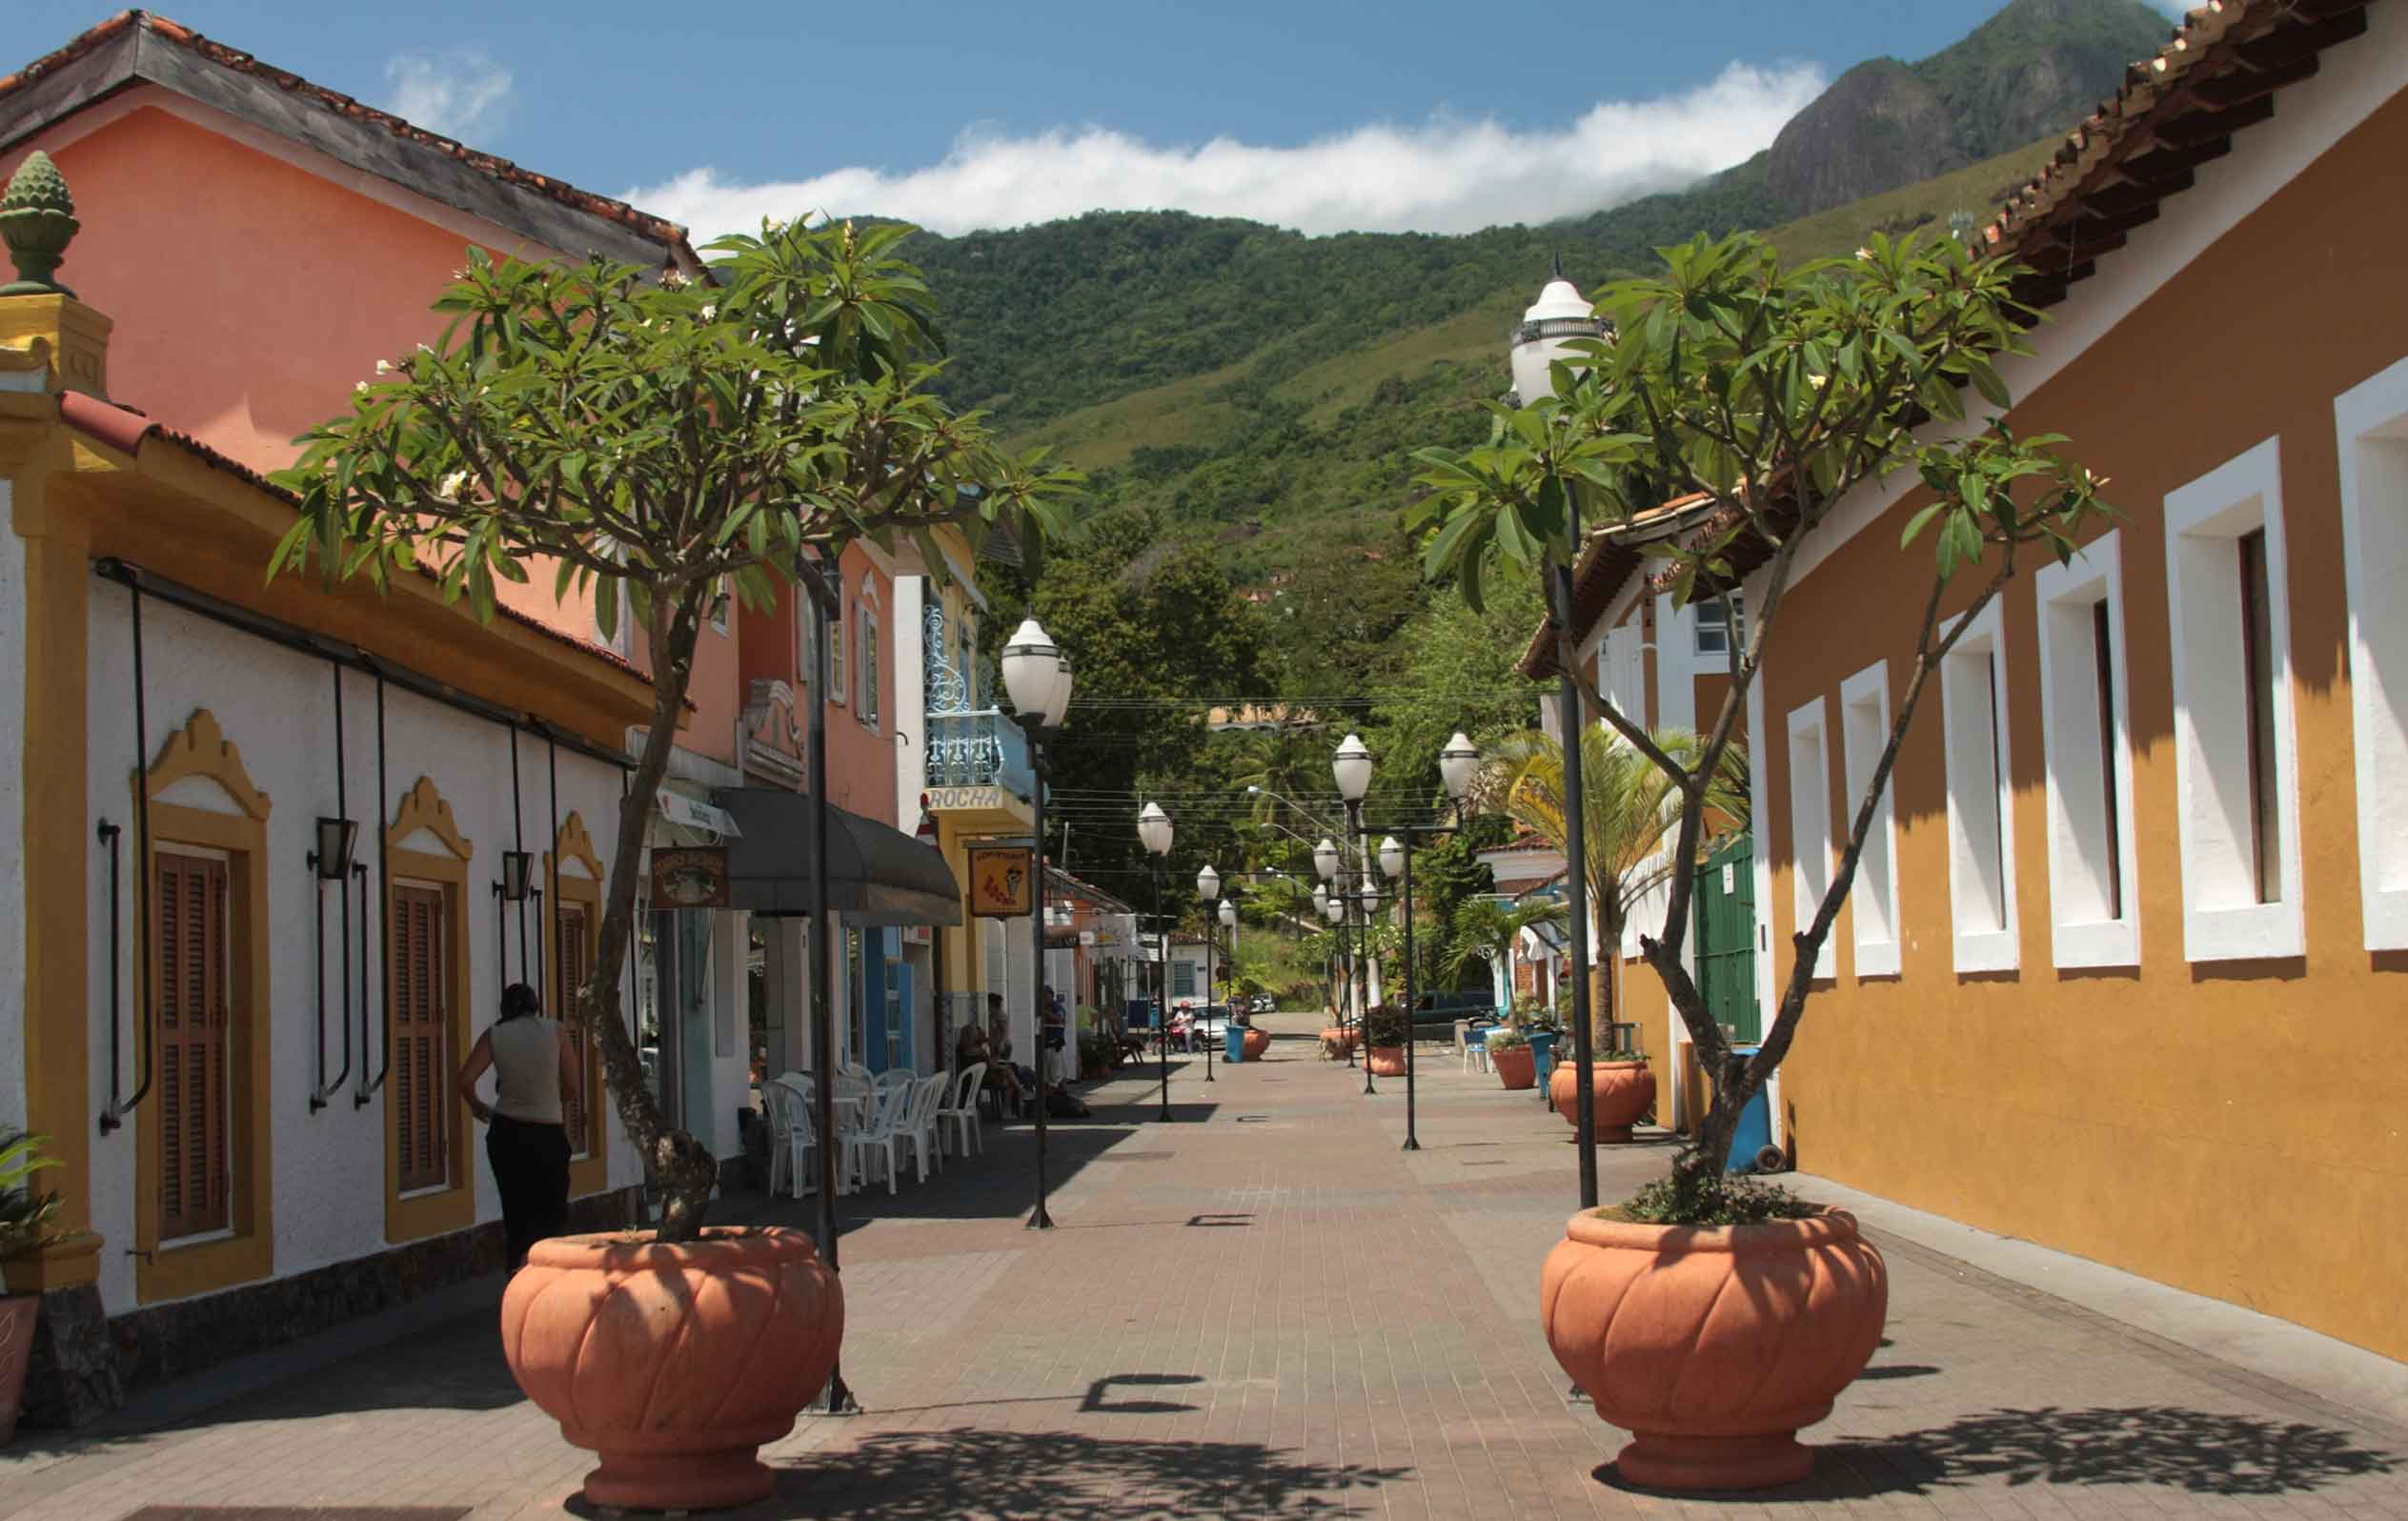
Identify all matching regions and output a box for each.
[1900,501,1947,548]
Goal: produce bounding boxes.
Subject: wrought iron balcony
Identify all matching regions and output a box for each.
[924,709,1034,799]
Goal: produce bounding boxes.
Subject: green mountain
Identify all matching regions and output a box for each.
[899,0,2170,578]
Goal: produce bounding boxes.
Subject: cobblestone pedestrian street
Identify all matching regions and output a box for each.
[5,1014,2402,1520]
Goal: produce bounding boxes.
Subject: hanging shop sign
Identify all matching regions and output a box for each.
[967,844,1037,918]
[650,846,730,909]
[925,784,1011,813]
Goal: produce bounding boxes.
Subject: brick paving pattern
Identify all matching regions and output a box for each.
[3,1014,2402,1520]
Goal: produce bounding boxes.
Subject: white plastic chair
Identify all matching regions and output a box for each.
[840,1080,913,1196]
[764,1074,818,1197]
[940,1063,986,1158]
[899,1073,950,1185]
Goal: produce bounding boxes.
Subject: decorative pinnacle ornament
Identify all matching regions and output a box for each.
[1,151,81,297]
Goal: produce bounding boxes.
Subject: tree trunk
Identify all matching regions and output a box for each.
[576,584,718,1244]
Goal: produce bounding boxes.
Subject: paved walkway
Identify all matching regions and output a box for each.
[4,1014,2404,1519]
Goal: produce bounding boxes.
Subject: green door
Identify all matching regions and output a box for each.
[1693,834,1759,1044]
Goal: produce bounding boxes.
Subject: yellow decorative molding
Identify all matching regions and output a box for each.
[554,810,606,881]
[387,776,473,861]
[0,335,51,376]
[143,708,272,820]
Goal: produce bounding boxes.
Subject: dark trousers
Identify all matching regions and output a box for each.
[487,1114,571,1269]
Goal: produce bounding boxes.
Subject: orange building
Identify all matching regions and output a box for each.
[1538,0,2408,1363]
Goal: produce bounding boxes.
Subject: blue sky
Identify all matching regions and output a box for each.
[15,1,2178,237]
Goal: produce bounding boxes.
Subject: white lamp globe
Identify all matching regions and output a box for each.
[1196,863,1221,901]
[999,618,1062,720]
[1379,836,1405,881]
[1218,899,1237,928]
[1331,733,1374,803]
[1312,882,1329,913]
[1137,801,1173,858]
[1313,838,1342,882]
[1043,652,1075,728]
[1325,898,1345,923]
[1438,731,1481,801]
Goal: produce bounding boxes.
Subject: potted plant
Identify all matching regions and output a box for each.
[1487,1025,1535,1090]
[1364,1004,1410,1076]
[1077,1031,1115,1082]
[1416,232,2107,1491]
[275,221,1078,1511]
[0,1131,62,1445]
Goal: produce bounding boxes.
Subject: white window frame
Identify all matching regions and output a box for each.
[1786,697,1835,981]
[2336,356,2408,950]
[857,577,882,731]
[1693,590,1743,659]
[1939,598,2019,972]
[827,591,848,707]
[2034,532,2140,967]
[1838,661,1901,979]
[2164,437,2303,962]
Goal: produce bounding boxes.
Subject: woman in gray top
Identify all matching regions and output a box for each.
[455,983,582,1268]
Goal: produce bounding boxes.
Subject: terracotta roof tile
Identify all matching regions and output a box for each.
[1,10,700,269]
[56,389,657,686]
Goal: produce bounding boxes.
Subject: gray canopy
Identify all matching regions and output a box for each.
[713,788,962,926]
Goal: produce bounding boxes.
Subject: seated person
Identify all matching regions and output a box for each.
[957,1014,1026,1111]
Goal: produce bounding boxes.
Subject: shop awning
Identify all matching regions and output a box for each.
[714,788,962,926]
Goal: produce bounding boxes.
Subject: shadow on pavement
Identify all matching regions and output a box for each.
[1596,1403,2398,1502]
[739,1426,1412,1519]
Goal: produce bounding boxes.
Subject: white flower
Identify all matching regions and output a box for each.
[354,381,369,395]
[701,304,717,321]
[1856,246,1872,260]
[374,359,393,375]
[438,470,471,499]
[662,269,690,290]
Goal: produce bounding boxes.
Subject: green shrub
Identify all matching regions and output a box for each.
[0,1130,63,1258]
[1486,1026,1530,1051]
[1365,1004,1410,1045]
[1615,1173,1819,1227]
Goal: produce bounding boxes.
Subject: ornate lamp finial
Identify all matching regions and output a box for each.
[2,151,81,297]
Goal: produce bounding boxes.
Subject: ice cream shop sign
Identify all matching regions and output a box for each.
[651,847,730,908]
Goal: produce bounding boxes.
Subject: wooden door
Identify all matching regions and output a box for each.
[392,884,451,1191]
[156,850,230,1240]
[1693,833,1759,1044]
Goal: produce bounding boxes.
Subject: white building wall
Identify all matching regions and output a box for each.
[0,478,24,1136]
[892,577,926,835]
[83,587,637,1314]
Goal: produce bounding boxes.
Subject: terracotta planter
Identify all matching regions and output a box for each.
[1366,1044,1406,1076]
[1491,1044,1536,1089]
[1243,1028,1271,1061]
[0,1295,36,1445]
[502,1226,844,1511]
[1550,1060,1656,1142]
[1542,1209,1887,1491]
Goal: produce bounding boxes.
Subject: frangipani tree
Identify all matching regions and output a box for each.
[269,219,1080,1240]
[1411,232,2109,1191]
[1479,726,1745,1042]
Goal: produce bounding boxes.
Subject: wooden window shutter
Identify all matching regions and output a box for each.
[156,851,230,1240]
[392,885,450,1192]
[558,903,593,1158]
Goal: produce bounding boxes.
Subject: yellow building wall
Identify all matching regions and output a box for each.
[1755,88,2408,1360]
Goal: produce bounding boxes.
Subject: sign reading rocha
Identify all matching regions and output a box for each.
[967,844,1036,918]
[652,847,730,908]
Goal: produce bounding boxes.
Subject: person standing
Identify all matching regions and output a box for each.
[457,982,580,1269]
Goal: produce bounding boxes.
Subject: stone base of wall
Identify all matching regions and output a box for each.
[19,1186,640,1430]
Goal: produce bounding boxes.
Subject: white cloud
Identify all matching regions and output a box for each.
[629,60,1827,241]
[383,50,513,142]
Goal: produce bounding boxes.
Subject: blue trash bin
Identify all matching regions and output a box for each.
[1224,1024,1244,1063]
[1726,1044,1774,1172]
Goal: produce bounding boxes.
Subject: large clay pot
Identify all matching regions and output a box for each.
[503,1226,844,1511]
[1542,1209,1887,1491]
[1491,1044,1536,1089]
[1366,1044,1407,1076]
[1243,1027,1271,1060]
[1550,1060,1656,1141]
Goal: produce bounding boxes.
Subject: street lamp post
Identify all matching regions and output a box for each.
[1002,619,1076,1231]
[1514,265,1610,1210]
[1374,731,1483,1153]
[1312,836,1351,1062]
[1332,735,1377,1097]
[1197,863,1221,1082]
[1139,801,1175,1122]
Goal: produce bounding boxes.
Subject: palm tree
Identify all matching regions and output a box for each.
[1478,727,1748,1042]
[1441,894,1568,1007]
